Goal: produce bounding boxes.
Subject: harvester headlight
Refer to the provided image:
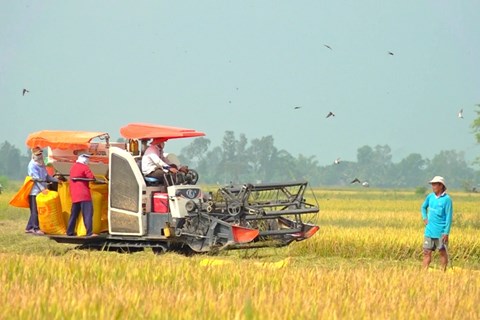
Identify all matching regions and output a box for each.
[185,200,196,212]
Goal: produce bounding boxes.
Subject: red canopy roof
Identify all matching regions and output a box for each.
[120,123,205,140]
[26,130,109,150]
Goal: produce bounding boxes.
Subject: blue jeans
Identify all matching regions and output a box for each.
[67,201,93,236]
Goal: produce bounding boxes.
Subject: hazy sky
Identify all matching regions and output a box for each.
[1,1,479,166]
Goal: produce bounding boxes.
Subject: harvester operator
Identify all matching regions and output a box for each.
[142,138,188,185]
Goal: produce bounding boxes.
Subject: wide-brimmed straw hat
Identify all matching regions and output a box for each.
[429,176,447,189]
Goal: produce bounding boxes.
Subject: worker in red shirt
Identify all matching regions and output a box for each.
[67,153,96,236]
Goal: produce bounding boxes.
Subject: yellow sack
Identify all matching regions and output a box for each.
[9,176,34,208]
[90,182,109,232]
[36,190,66,235]
[57,182,72,226]
[75,191,103,236]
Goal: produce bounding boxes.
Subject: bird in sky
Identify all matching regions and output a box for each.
[326,111,335,118]
[388,51,394,56]
[22,88,29,96]
[294,106,302,110]
[458,109,464,119]
[324,44,332,50]
[351,178,369,187]
[334,157,341,165]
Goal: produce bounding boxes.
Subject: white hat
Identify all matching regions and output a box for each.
[78,153,92,158]
[429,176,446,189]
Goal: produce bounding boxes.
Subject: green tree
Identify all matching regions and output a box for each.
[0,141,28,180]
[472,104,480,167]
[269,149,296,182]
[425,150,475,189]
[247,136,276,182]
[356,145,393,187]
[472,104,480,143]
[197,146,223,184]
[319,161,358,186]
[392,153,427,187]
[293,154,320,184]
[218,131,251,184]
[179,137,211,168]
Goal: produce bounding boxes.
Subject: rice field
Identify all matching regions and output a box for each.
[1,188,479,319]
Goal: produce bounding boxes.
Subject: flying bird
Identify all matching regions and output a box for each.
[388,51,394,56]
[351,178,369,187]
[326,111,335,118]
[334,158,341,165]
[22,88,29,96]
[324,44,332,50]
[458,109,464,119]
[294,106,302,110]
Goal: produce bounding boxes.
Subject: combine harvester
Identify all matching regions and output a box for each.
[25,123,320,254]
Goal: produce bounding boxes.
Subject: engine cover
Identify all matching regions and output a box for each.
[167,185,202,218]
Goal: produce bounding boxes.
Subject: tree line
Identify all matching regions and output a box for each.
[2,106,479,190]
[177,132,479,190]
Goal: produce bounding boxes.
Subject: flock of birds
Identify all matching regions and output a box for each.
[294,102,469,188]
[19,42,475,189]
[294,105,372,187]
[291,45,473,187]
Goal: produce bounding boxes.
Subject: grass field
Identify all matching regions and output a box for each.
[1,187,479,319]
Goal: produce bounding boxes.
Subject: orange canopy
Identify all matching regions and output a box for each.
[26,130,109,150]
[120,123,205,140]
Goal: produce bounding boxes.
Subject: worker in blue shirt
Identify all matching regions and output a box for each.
[421,176,453,271]
[26,147,60,235]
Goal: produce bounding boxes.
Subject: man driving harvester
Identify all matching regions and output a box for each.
[142,138,189,185]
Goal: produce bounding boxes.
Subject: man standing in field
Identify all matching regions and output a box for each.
[421,176,453,271]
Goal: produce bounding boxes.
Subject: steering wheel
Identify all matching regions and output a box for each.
[185,169,199,185]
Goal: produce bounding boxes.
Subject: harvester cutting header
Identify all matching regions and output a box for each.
[24,123,320,254]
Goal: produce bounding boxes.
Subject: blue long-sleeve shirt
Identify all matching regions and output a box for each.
[28,160,57,196]
[421,192,453,238]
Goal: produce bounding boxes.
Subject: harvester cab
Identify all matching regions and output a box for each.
[27,123,320,254]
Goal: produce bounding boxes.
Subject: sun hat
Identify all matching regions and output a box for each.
[78,152,92,158]
[31,147,43,155]
[429,176,447,189]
